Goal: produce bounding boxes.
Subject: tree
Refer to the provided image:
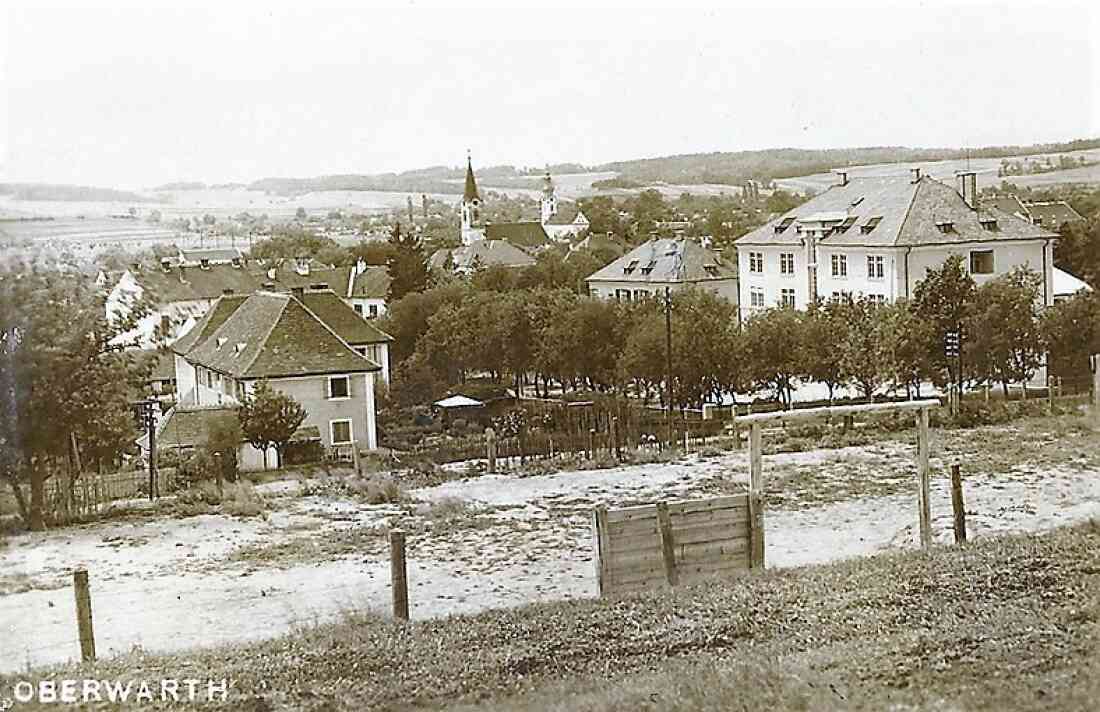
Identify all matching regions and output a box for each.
[385,222,430,303]
[968,267,1045,395]
[877,299,936,398]
[237,381,307,469]
[742,307,805,408]
[295,207,307,220]
[1041,290,1100,388]
[911,255,976,387]
[1054,218,1100,288]
[1,269,152,530]
[801,300,850,401]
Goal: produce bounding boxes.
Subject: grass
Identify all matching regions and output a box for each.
[6,521,1097,710]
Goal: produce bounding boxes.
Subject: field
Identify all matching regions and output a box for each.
[775,147,1100,194]
[2,408,1099,681]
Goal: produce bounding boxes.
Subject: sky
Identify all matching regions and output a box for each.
[1,1,1098,189]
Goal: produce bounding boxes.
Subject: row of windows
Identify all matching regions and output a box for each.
[352,303,381,318]
[748,251,888,280]
[748,288,889,309]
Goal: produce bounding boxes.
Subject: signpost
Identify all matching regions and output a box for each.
[944,329,961,415]
[131,399,158,501]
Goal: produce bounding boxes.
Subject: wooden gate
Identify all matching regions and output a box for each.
[592,494,763,597]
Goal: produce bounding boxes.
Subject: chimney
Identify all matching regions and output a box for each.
[309,282,329,291]
[356,257,367,276]
[160,257,171,273]
[200,258,210,270]
[291,286,305,300]
[956,170,977,209]
[222,288,234,296]
[910,167,922,183]
[294,257,310,276]
[178,265,187,283]
[130,262,141,273]
[834,170,849,187]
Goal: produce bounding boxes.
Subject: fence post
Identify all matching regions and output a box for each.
[485,428,496,474]
[611,417,621,462]
[73,569,96,662]
[592,506,610,597]
[655,501,678,586]
[588,428,595,460]
[1093,354,1100,423]
[915,407,932,550]
[950,463,967,544]
[749,423,762,493]
[748,421,765,568]
[1047,376,1055,414]
[390,529,409,621]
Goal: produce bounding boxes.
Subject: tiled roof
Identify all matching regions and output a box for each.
[545,204,584,226]
[442,240,537,271]
[131,264,263,303]
[179,292,380,379]
[249,261,344,291]
[179,247,244,264]
[298,290,393,345]
[984,195,1031,219]
[138,349,177,382]
[170,294,249,354]
[1025,201,1085,229]
[737,175,1056,248]
[348,265,391,299]
[586,238,737,284]
[156,405,239,450]
[484,222,551,248]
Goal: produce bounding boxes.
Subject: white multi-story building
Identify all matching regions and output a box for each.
[585,237,738,304]
[735,169,1059,320]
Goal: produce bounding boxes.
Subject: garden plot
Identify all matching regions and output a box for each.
[2,417,1099,673]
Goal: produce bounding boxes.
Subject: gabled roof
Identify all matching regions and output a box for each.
[1053,266,1091,297]
[155,405,239,450]
[463,157,480,202]
[737,175,1056,248]
[175,291,380,379]
[348,265,391,299]
[984,195,1031,220]
[170,293,249,354]
[248,260,344,291]
[298,289,393,344]
[585,238,737,284]
[485,222,551,248]
[1024,201,1085,229]
[179,247,244,265]
[432,240,536,272]
[545,204,585,226]
[129,264,263,304]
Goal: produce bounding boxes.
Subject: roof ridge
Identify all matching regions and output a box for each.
[239,292,291,376]
[893,176,925,247]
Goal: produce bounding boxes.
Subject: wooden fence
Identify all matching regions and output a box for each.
[46,468,177,521]
[592,494,762,597]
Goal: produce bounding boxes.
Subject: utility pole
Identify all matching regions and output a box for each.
[664,286,674,447]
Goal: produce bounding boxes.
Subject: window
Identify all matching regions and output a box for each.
[330,419,353,445]
[354,346,367,357]
[368,305,378,318]
[614,289,631,301]
[623,259,640,274]
[869,294,887,306]
[703,264,718,276]
[860,216,883,234]
[867,255,885,279]
[779,252,795,275]
[980,218,999,231]
[970,250,994,274]
[837,216,858,233]
[831,254,848,277]
[774,217,796,234]
[633,289,647,300]
[748,252,764,273]
[353,303,363,315]
[780,288,796,308]
[328,375,351,399]
[935,220,955,234]
[750,287,765,308]
[830,290,852,303]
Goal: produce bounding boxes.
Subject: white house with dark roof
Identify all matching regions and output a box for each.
[735,169,1059,320]
[169,289,382,468]
[585,237,738,304]
[345,259,391,320]
[429,240,536,276]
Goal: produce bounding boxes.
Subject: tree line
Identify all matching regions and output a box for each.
[381,255,1100,413]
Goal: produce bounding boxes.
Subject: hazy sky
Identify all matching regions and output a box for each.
[2,2,1098,189]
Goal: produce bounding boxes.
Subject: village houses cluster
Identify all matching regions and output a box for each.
[107,156,1089,471]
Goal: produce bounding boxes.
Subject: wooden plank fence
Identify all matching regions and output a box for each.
[592,494,761,597]
[46,468,177,521]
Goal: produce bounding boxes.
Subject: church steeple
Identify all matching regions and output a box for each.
[461,150,483,245]
[540,167,557,225]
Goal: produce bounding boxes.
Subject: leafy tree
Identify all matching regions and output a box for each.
[385,222,430,303]
[1041,291,1100,388]
[237,381,307,469]
[801,301,850,401]
[836,296,890,399]
[876,299,936,398]
[968,267,1045,395]
[1054,218,1100,288]
[389,352,444,409]
[380,282,470,365]
[911,255,976,386]
[742,307,805,408]
[0,269,152,530]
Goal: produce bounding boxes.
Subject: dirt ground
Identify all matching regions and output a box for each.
[2,417,1099,674]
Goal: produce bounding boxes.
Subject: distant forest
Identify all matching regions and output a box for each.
[598,138,1100,185]
[0,183,158,203]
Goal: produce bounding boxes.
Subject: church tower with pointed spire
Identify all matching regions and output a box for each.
[539,168,558,225]
[461,151,484,245]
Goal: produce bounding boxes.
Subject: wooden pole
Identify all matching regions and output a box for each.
[748,421,765,568]
[749,423,762,493]
[655,501,678,586]
[1093,355,1100,423]
[73,569,96,662]
[592,506,610,596]
[950,463,967,544]
[389,529,409,621]
[485,428,496,474]
[611,417,620,462]
[916,407,932,550]
[1047,376,1055,414]
[588,428,595,460]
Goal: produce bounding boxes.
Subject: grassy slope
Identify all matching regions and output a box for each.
[4,521,1098,711]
